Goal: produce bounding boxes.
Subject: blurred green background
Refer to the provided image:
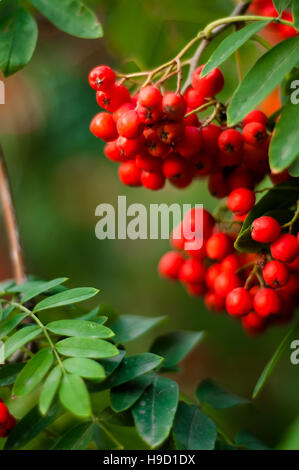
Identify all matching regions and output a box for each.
[0,0,298,449]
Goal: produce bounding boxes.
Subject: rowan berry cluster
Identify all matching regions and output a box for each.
[158,203,299,335]
[89,64,286,193]
[0,400,16,439]
[250,0,297,39]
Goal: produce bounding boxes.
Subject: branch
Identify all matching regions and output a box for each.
[0,145,26,284]
[182,1,252,93]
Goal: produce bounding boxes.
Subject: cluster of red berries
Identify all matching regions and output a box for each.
[0,400,16,438]
[158,202,299,335]
[89,64,286,193]
[250,0,297,39]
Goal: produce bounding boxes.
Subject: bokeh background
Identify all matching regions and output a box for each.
[0,0,298,449]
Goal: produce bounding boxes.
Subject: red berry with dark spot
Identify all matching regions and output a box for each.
[218,129,244,157]
[96,83,130,112]
[89,65,115,91]
[263,260,290,288]
[104,141,127,162]
[225,287,253,317]
[137,105,162,125]
[270,233,299,263]
[158,251,185,280]
[243,110,267,127]
[227,188,255,215]
[158,121,185,144]
[251,216,280,244]
[243,122,268,146]
[117,135,145,158]
[138,86,162,110]
[162,92,186,121]
[162,153,188,179]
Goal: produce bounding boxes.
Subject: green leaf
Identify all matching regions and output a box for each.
[52,421,94,450]
[56,337,118,359]
[0,363,24,386]
[1,305,15,321]
[59,373,91,417]
[150,330,204,370]
[1,325,41,360]
[270,102,299,172]
[173,402,217,450]
[39,366,62,415]
[196,379,248,409]
[63,357,105,379]
[273,0,292,14]
[227,37,299,126]
[4,402,62,450]
[110,353,162,387]
[202,20,271,77]
[236,431,270,450]
[0,7,38,77]
[29,0,103,39]
[110,375,152,412]
[235,179,299,253]
[77,306,107,323]
[21,278,68,303]
[93,422,122,450]
[0,313,27,339]
[33,287,99,312]
[132,376,179,448]
[13,348,54,396]
[112,315,166,344]
[293,1,299,29]
[46,319,114,339]
[289,156,299,176]
[100,350,126,376]
[252,321,298,399]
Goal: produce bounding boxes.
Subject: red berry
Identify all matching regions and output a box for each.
[90,112,118,142]
[171,224,185,251]
[242,312,265,335]
[220,254,241,272]
[113,102,135,123]
[218,129,244,158]
[138,86,162,110]
[270,233,299,263]
[225,287,253,317]
[263,260,290,288]
[201,123,222,155]
[6,414,16,431]
[214,271,241,297]
[183,87,205,109]
[186,282,206,297]
[228,167,254,192]
[175,126,202,159]
[183,208,215,240]
[179,258,206,284]
[117,135,145,158]
[243,110,267,127]
[104,141,126,162]
[227,188,255,215]
[158,251,185,280]
[137,105,162,125]
[206,233,233,260]
[0,425,8,438]
[208,172,229,198]
[162,92,186,120]
[206,263,222,289]
[253,288,281,317]
[89,65,115,91]
[141,170,165,190]
[251,216,280,244]
[144,128,170,158]
[96,83,130,112]
[118,161,142,186]
[205,291,225,312]
[184,108,199,126]
[162,153,188,179]
[0,403,9,424]
[117,110,143,139]
[170,171,193,189]
[136,152,162,172]
[192,65,224,97]
[158,121,185,144]
[243,122,268,146]
[192,153,214,177]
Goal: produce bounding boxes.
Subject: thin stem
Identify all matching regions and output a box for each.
[185,99,217,117]
[0,146,26,284]
[282,200,299,232]
[95,419,124,450]
[251,34,272,51]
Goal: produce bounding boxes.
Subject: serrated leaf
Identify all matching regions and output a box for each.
[196,379,248,409]
[273,0,292,14]
[30,0,103,39]
[270,102,299,172]
[132,376,179,448]
[0,7,38,76]
[21,277,68,303]
[4,402,62,450]
[52,421,94,450]
[39,366,62,415]
[13,348,54,396]
[46,319,113,339]
[33,287,99,312]
[112,315,166,344]
[56,337,118,359]
[150,330,204,369]
[173,402,217,450]
[0,363,24,386]
[228,37,299,126]
[236,431,270,450]
[1,325,41,360]
[0,313,27,339]
[63,357,105,379]
[294,1,299,29]
[252,321,298,399]
[110,353,163,387]
[111,375,152,412]
[59,373,91,417]
[202,21,270,77]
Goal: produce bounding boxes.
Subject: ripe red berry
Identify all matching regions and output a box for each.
[242,312,265,335]
[5,414,16,431]
[220,254,241,272]
[162,92,186,121]
[206,233,233,260]
[227,188,255,215]
[136,152,162,172]
[162,153,188,179]
[117,135,145,158]
[243,110,268,127]
[218,129,244,158]
[253,288,281,317]
[179,258,206,284]
[175,126,202,159]
[183,87,205,109]
[0,402,9,424]
[158,251,185,280]
[170,171,193,189]
[104,141,127,162]
[192,65,224,97]
[201,123,222,155]
[208,172,229,198]
[117,110,143,139]
[184,108,199,126]
[183,208,215,240]
[228,166,254,192]
[206,263,222,289]
[96,83,130,112]
[204,291,225,312]
[89,65,115,91]
[90,112,118,142]
[251,216,280,244]
[263,260,290,288]
[186,282,206,297]
[144,128,170,158]
[225,287,253,317]
[214,271,241,297]
[158,121,185,144]
[118,161,142,186]
[192,153,214,177]
[138,86,162,109]
[113,102,135,123]
[270,233,299,263]
[171,224,185,251]
[141,170,165,190]
[243,122,268,146]
[137,105,162,125]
